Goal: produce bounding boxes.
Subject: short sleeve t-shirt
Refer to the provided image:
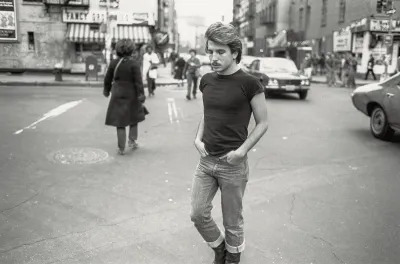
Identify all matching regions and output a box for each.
[200,69,264,156]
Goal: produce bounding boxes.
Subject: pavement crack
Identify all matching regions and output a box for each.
[0,227,98,255]
[332,252,346,264]
[0,192,39,214]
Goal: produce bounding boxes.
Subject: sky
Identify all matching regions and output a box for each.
[174,0,233,46]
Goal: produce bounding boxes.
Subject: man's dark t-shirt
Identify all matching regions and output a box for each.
[200,69,264,156]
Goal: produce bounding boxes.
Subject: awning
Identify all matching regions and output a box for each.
[111,25,151,43]
[66,24,151,44]
[66,23,105,43]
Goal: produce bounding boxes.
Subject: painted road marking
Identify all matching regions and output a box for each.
[14,99,84,135]
[167,98,179,124]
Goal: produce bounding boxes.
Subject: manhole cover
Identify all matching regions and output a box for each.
[49,148,109,165]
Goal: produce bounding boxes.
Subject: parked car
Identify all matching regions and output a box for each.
[240,55,258,72]
[247,57,310,99]
[351,73,400,140]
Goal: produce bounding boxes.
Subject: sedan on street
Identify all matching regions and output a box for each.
[247,57,311,100]
[351,73,400,140]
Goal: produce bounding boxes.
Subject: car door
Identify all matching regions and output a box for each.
[383,82,400,129]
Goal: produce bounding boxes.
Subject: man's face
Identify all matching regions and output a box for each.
[190,51,196,58]
[207,40,237,74]
[146,48,152,54]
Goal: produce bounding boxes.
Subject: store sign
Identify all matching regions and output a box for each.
[333,30,352,52]
[350,18,368,32]
[353,37,364,53]
[62,10,150,25]
[370,19,400,32]
[0,0,18,42]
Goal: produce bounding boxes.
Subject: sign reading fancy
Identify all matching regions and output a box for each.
[62,10,151,25]
[0,0,18,42]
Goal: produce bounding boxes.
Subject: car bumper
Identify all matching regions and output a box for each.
[265,85,310,93]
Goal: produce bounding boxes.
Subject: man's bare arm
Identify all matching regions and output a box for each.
[194,115,208,156]
[237,93,268,155]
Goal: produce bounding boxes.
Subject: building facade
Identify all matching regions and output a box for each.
[289,0,400,74]
[0,0,158,73]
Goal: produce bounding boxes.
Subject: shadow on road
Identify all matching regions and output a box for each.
[265,93,308,101]
[350,128,400,144]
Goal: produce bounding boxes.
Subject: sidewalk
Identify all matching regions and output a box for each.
[0,64,180,87]
[311,74,378,87]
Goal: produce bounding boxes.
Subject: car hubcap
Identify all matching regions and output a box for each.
[371,109,385,134]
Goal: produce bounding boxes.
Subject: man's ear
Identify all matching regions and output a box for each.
[233,51,238,60]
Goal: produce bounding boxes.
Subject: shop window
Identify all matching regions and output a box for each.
[28,32,35,51]
[321,0,327,27]
[75,43,103,52]
[339,0,346,23]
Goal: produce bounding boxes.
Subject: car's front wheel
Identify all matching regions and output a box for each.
[298,90,308,100]
[370,106,394,140]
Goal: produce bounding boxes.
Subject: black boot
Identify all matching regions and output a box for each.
[212,242,226,264]
[225,252,241,264]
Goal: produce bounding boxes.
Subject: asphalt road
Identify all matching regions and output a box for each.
[0,83,399,264]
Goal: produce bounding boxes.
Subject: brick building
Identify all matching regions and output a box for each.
[289,0,400,74]
[0,0,158,73]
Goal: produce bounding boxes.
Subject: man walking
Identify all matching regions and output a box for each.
[184,49,201,100]
[365,54,376,80]
[190,22,269,264]
[142,46,159,97]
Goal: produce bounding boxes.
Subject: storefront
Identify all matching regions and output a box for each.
[266,30,288,57]
[63,10,153,73]
[346,17,400,74]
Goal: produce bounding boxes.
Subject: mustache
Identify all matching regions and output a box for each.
[211,63,221,66]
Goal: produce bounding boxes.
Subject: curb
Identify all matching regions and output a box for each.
[0,81,180,87]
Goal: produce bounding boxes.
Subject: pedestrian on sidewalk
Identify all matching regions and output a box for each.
[191,22,268,264]
[142,46,160,97]
[325,53,336,87]
[184,49,201,100]
[300,53,312,79]
[365,54,376,80]
[347,53,357,88]
[340,53,349,87]
[103,39,147,155]
[174,54,186,87]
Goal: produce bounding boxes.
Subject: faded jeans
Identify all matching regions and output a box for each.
[190,155,249,253]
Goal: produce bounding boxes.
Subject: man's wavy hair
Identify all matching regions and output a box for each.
[115,39,135,57]
[205,22,242,64]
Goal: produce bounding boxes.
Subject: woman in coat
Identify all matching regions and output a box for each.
[173,54,186,87]
[103,39,146,155]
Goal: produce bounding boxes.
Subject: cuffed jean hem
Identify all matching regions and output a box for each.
[208,233,225,248]
[226,240,245,253]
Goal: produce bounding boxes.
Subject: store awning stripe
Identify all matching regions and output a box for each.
[112,25,151,43]
[66,23,105,43]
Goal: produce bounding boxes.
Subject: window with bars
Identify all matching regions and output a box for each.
[321,0,327,27]
[339,0,346,23]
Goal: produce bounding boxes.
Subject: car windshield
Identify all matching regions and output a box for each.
[260,58,298,73]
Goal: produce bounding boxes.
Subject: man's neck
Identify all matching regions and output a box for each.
[217,63,240,76]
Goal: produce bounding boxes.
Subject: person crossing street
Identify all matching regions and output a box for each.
[190,22,269,264]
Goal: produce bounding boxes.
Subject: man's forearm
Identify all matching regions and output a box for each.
[237,122,268,155]
[195,115,205,142]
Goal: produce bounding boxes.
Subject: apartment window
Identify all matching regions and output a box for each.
[339,0,346,23]
[23,0,42,2]
[299,7,304,30]
[28,32,35,51]
[321,0,327,27]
